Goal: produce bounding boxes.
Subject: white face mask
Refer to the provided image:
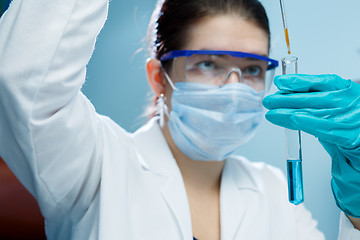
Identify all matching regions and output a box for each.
[167,82,264,161]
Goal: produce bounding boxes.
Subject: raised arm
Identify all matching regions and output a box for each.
[0,0,108,218]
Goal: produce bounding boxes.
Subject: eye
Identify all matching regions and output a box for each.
[244,65,262,76]
[196,61,217,71]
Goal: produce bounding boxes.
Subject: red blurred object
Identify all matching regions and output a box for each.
[0,157,46,239]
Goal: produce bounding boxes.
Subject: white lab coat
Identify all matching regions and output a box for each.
[0,0,359,239]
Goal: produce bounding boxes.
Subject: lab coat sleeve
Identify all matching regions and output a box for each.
[293,204,325,239]
[0,0,109,219]
[281,169,360,239]
[264,164,326,239]
[338,212,360,240]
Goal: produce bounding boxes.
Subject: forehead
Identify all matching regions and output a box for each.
[183,15,269,56]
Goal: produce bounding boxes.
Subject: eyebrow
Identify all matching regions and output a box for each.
[199,48,268,57]
[243,57,266,61]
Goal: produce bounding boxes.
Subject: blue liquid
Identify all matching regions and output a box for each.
[287,159,304,205]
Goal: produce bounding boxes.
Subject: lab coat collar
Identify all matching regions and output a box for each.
[132,117,259,191]
[131,117,178,176]
[220,157,260,239]
[224,156,259,192]
[131,117,193,239]
[132,118,261,239]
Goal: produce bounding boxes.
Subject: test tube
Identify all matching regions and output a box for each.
[282,56,304,205]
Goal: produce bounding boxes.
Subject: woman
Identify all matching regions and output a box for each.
[0,0,359,239]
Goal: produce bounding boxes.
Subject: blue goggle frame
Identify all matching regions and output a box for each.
[160,50,279,70]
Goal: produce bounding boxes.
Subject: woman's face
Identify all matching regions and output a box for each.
[164,14,269,108]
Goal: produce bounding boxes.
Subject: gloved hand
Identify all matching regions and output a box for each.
[263,74,360,217]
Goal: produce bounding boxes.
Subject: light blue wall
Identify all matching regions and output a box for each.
[83,0,360,239]
[84,0,157,131]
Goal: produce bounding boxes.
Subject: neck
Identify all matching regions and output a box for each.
[162,123,225,192]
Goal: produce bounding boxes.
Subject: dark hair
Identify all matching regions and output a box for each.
[147,0,270,62]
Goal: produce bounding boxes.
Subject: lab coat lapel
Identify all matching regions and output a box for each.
[161,174,193,240]
[132,118,193,239]
[220,157,259,240]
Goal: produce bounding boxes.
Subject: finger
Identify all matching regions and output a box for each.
[264,108,334,130]
[265,109,299,130]
[292,113,360,149]
[263,89,350,110]
[274,74,351,93]
[265,108,360,149]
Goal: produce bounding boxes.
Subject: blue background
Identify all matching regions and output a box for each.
[2,0,360,239]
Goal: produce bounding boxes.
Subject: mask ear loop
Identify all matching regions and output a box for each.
[155,93,169,128]
[160,61,178,91]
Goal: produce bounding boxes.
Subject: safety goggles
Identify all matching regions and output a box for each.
[160,50,278,92]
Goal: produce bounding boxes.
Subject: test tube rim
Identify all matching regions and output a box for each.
[281,55,298,64]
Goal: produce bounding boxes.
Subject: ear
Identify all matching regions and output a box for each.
[146,59,166,97]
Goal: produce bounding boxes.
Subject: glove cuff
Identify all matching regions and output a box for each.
[331,147,360,217]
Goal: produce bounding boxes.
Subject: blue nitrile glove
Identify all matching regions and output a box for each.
[263,74,360,217]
